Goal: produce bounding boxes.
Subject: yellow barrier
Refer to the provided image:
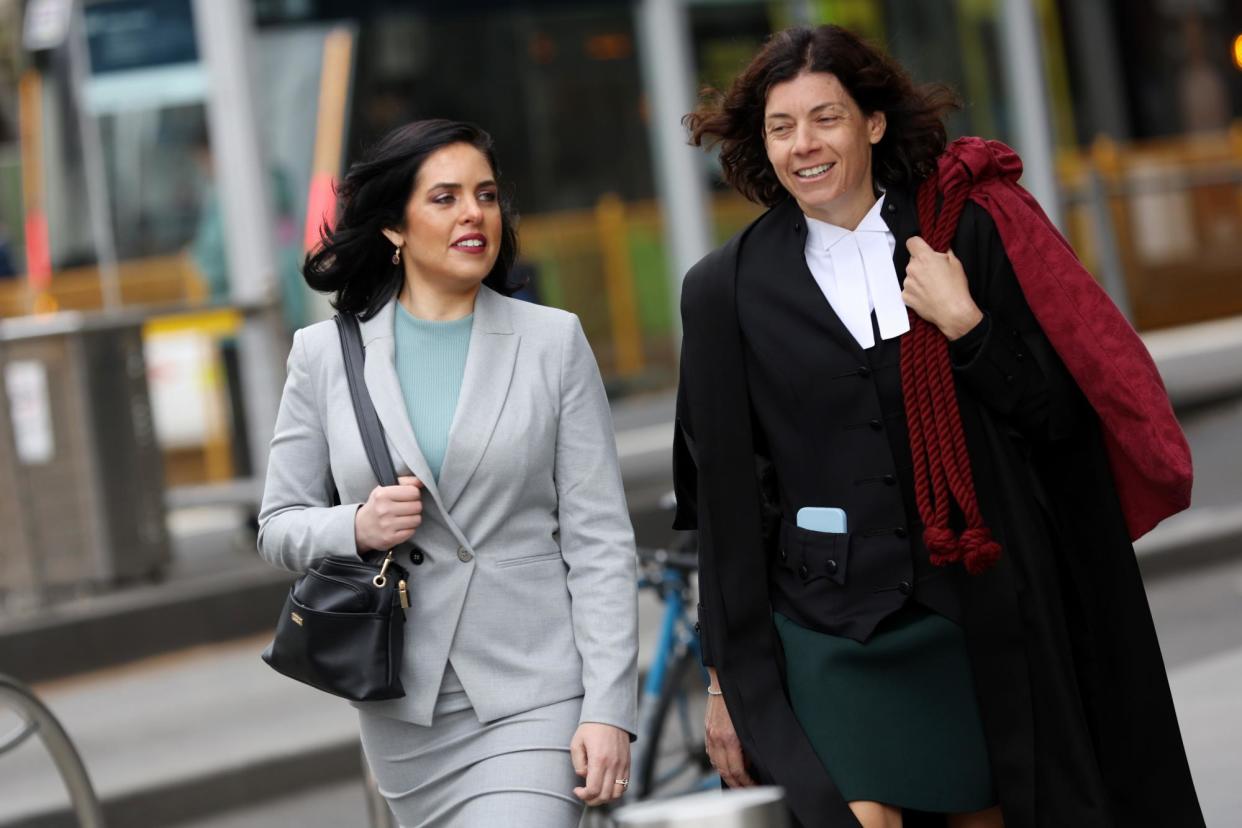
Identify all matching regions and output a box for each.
[1057,123,1242,330]
[0,254,204,318]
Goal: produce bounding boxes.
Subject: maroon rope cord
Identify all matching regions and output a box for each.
[913,316,957,563]
[901,311,938,550]
[900,170,1003,574]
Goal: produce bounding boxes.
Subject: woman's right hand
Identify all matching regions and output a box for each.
[354,476,423,553]
[705,684,757,788]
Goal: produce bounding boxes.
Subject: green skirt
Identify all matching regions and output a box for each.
[774,605,995,813]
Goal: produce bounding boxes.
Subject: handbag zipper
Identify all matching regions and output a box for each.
[398,579,410,609]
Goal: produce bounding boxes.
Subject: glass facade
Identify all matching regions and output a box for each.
[4,1,1240,330]
[0,0,1238,485]
[330,4,669,391]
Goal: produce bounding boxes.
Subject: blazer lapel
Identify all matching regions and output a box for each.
[357,300,444,509]
[436,287,519,513]
[881,186,921,287]
[771,200,866,361]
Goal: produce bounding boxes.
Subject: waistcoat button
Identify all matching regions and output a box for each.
[457,547,473,563]
[856,366,871,378]
[898,580,913,595]
[798,564,809,580]
[825,559,838,575]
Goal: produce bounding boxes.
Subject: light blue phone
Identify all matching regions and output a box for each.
[796,506,847,534]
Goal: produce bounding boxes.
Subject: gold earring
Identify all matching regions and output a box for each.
[391,247,401,265]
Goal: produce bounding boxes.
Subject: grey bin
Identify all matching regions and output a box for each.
[613,788,789,828]
[0,310,169,601]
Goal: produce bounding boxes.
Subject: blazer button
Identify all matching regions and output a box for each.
[409,547,425,566]
[825,559,838,575]
[898,580,913,595]
[894,527,908,538]
[798,564,809,580]
[457,546,473,563]
[882,474,897,486]
[856,366,871,378]
[869,418,883,431]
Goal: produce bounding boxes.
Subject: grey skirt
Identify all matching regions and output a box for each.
[358,690,585,828]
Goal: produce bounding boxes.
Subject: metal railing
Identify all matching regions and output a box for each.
[0,674,105,827]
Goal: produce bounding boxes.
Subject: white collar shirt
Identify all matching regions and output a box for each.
[803,194,910,350]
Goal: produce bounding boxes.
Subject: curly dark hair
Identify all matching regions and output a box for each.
[303,119,519,320]
[685,25,961,206]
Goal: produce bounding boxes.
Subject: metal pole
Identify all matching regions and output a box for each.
[67,0,122,311]
[1084,168,1132,319]
[191,0,285,482]
[1059,0,1130,142]
[635,0,714,333]
[788,0,816,27]
[998,0,1063,230]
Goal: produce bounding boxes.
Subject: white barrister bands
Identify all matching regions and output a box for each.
[803,194,910,349]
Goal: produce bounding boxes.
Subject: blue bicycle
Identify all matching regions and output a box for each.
[628,532,718,801]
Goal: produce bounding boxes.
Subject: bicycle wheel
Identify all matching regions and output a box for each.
[633,648,716,799]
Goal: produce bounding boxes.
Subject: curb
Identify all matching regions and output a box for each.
[4,738,362,828]
[1135,506,1242,579]
[1144,316,1242,409]
[3,521,1235,828]
[0,566,293,685]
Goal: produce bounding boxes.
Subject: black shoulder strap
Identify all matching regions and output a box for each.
[334,314,398,488]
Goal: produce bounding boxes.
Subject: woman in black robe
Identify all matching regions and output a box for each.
[673,24,1203,828]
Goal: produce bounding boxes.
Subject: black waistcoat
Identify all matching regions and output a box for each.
[735,193,963,642]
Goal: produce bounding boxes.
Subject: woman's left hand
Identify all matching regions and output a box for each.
[902,236,984,341]
[570,722,631,806]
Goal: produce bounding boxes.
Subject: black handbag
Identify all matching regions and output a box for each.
[261,313,410,701]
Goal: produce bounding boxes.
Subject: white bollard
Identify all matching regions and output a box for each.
[613,788,789,828]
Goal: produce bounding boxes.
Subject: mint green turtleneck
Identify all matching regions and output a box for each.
[393,302,474,482]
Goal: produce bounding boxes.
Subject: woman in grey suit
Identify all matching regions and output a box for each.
[258,119,638,827]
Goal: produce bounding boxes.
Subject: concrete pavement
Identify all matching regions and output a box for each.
[5,548,1236,828]
[0,597,670,827]
[3,342,1241,827]
[1170,647,1242,827]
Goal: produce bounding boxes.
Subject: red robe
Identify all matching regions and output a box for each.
[933,138,1192,539]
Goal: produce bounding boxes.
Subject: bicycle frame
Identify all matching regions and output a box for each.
[640,565,701,700]
[627,557,717,802]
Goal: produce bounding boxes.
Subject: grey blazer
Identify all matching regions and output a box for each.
[258,287,638,734]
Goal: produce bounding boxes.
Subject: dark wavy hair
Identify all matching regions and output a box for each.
[303,119,519,319]
[685,25,961,206]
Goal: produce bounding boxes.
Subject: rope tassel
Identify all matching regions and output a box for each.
[901,171,1003,574]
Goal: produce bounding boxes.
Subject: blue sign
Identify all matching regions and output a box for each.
[85,0,198,74]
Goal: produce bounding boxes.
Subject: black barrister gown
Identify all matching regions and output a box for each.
[672,187,1204,828]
